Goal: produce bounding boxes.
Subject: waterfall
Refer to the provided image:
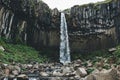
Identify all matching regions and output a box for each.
[60,13,71,64]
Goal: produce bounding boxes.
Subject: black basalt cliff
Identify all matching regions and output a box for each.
[0,0,120,52]
[66,0,120,52]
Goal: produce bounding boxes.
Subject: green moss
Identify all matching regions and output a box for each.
[94,0,113,6]
[71,0,116,11]
[0,38,49,64]
[113,45,120,57]
[87,68,94,74]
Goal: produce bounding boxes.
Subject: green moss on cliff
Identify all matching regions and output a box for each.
[94,0,112,6]
[0,38,48,64]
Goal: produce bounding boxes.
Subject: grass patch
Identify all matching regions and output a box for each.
[94,0,112,6]
[72,50,110,61]
[0,38,49,64]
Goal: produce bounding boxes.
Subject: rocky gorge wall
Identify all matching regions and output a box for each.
[0,0,59,48]
[67,0,120,52]
[0,0,120,53]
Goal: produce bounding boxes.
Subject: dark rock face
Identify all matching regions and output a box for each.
[67,0,120,52]
[0,0,120,52]
[0,0,54,46]
[69,1,117,34]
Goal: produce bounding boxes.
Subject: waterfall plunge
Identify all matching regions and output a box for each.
[60,13,71,64]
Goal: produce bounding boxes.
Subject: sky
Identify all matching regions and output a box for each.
[43,0,105,10]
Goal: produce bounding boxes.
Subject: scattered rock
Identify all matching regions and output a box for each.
[86,74,95,80]
[0,58,120,80]
[17,74,28,79]
[9,75,15,79]
[73,59,82,68]
[86,69,118,80]
[40,72,49,77]
[27,64,33,68]
[53,70,63,76]
[74,75,81,79]
[76,68,87,77]
[63,67,72,75]
[12,70,19,76]
[0,46,5,51]
[4,68,10,76]
[87,60,93,67]
[33,63,39,69]
[108,48,116,53]
[14,66,21,73]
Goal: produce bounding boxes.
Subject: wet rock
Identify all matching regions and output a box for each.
[96,59,104,68]
[117,65,120,71]
[62,67,73,75]
[0,66,4,77]
[0,46,5,51]
[86,74,95,80]
[12,70,19,76]
[27,64,33,68]
[73,59,82,70]
[40,72,49,77]
[2,77,14,80]
[86,69,118,80]
[108,48,116,53]
[4,68,10,76]
[52,70,63,76]
[76,68,87,77]
[33,63,39,69]
[9,75,15,79]
[74,75,81,79]
[14,66,21,73]
[17,74,28,80]
[65,72,75,77]
[87,60,93,67]
[3,64,8,67]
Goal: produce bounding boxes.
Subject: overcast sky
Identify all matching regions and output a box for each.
[43,0,105,10]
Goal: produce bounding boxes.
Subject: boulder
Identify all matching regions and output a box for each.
[33,63,39,69]
[14,66,21,73]
[76,68,87,77]
[4,68,10,76]
[62,67,73,75]
[27,64,33,68]
[0,46,5,51]
[87,60,93,67]
[52,70,63,76]
[86,74,95,80]
[9,75,15,79]
[86,69,118,80]
[12,70,19,76]
[17,74,28,80]
[108,48,116,53]
[40,72,49,77]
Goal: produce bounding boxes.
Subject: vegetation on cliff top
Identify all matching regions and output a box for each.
[71,0,114,9]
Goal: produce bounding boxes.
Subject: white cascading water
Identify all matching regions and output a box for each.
[60,13,71,64]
